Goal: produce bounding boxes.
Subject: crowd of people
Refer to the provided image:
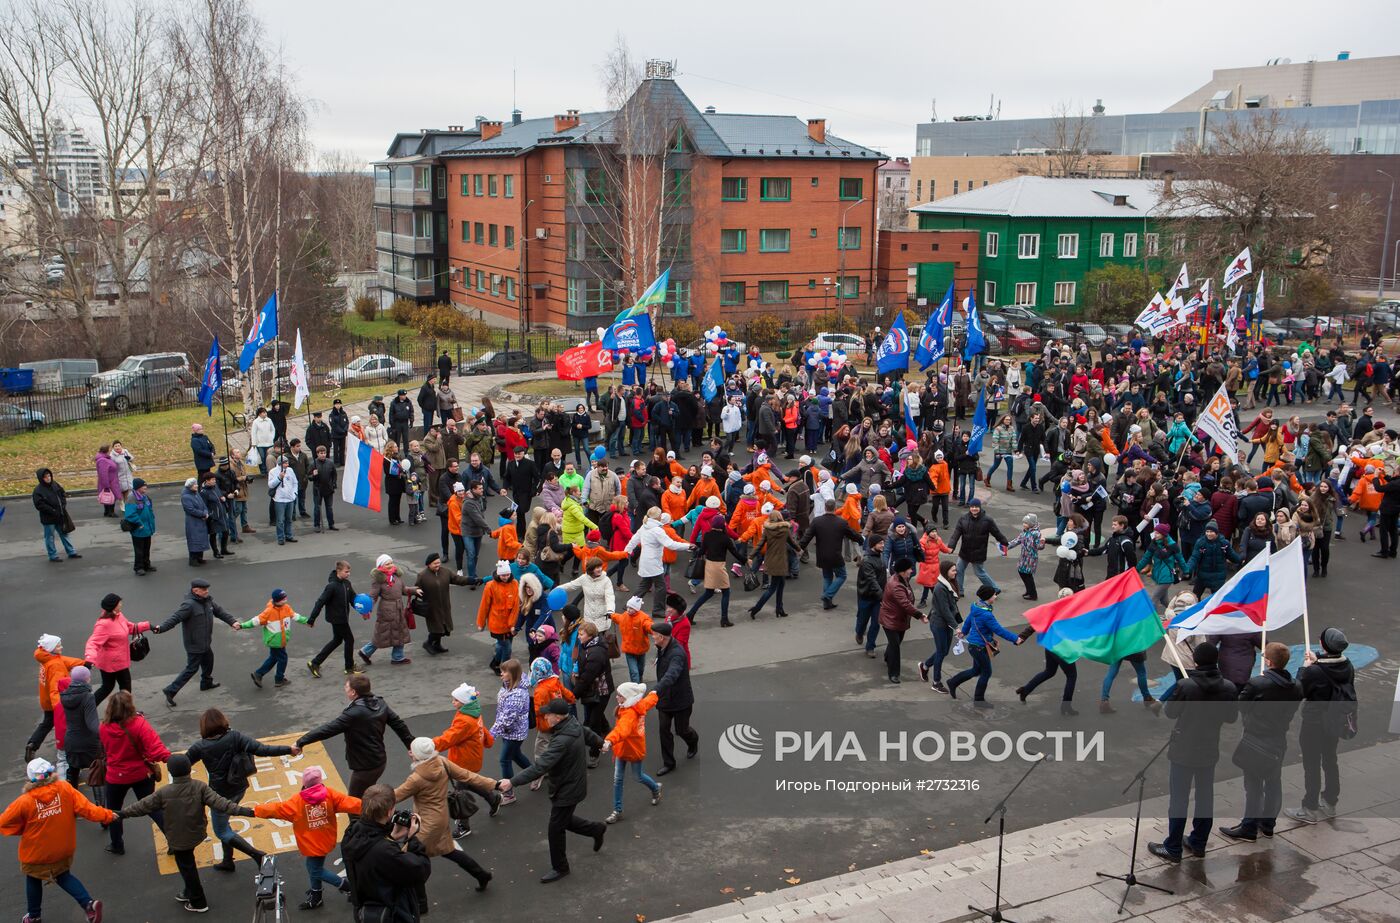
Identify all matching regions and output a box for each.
[12,322,1393,918]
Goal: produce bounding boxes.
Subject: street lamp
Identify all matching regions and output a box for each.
[1377,171,1394,305]
[519,198,535,335]
[837,197,865,311]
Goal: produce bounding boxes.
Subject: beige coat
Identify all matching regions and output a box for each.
[393,755,495,857]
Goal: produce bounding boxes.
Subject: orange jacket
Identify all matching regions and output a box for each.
[0,779,115,867]
[687,478,723,512]
[253,787,361,857]
[1099,427,1120,457]
[839,495,863,532]
[661,489,689,524]
[743,464,781,488]
[731,497,761,538]
[1262,463,1304,495]
[492,523,521,562]
[668,460,687,480]
[572,544,629,566]
[476,578,519,634]
[1350,473,1382,512]
[35,648,84,712]
[610,610,654,655]
[737,516,766,548]
[447,495,464,536]
[605,691,659,762]
[755,489,785,511]
[916,532,953,586]
[432,709,494,772]
[928,461,951,496]
[531,675,575,727]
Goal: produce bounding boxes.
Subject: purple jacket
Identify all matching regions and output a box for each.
[95,451,121,495]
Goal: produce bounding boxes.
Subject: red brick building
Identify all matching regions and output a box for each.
[375,65,884,331]
[875,229,980,319]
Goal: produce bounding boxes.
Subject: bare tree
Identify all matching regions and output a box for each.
[1035,102,1095,177]
[1162,111,1376,292]
[309,148,374,273]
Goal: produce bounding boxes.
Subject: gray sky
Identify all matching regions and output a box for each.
[251,0,1397,165]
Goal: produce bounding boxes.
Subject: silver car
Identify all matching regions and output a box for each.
[324,354,414,386]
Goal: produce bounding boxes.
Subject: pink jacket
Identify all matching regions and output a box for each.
[85,613,152,674]
[97,715,170,785]
[95,452,121,495]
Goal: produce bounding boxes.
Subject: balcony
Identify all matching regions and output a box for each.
[375,232,436,255]
[372,186,434,207]
[377,271,436,299]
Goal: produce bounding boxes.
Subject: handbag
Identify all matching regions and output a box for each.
[685,552,706,581]
[85,756,107,788]
[604,627,621,660]
[120,517,138,533]
[452,406,465,422]
[129,632,151,662]
[742,566,762,592]
[61,509,77,534]
[447,784,479,821]
[1231,735,1283,775]
[98,489,116,506]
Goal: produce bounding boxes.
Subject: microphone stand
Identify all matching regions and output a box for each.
[968,754,1047,923]
[1096,735,1175,913]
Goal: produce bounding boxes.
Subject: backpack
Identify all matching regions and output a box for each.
[1323,673,1358,740]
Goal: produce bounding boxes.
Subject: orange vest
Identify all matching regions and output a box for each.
[253,788,361,857]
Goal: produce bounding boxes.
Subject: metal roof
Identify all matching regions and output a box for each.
[910,176,1197,219]
[702,113,882,159]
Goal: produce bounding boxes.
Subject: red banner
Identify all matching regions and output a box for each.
[555,343,615,380]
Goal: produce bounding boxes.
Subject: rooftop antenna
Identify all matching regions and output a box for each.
[512,63,517,110]
[931,98,937,122]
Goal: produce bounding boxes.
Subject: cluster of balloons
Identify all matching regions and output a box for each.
[806,348,848,371]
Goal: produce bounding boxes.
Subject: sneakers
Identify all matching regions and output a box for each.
[86,901,103,923]
[250,672,263,689]
[918,663,930,683]
[1322,801,1338,818]
[1287,806,1320,824]
[298,890,324,911]
[651,782,663,806]
[344,666,364,675]
[452,821,470,839]
[498,792,517,806]
[164,690,178,708]
[308,660,321,678]
[274,678,291,688]
[929,681,949,695]
[605,810,623,824]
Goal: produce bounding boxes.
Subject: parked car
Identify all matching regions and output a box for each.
[1102,324,1138,339]
[1041,328,1076,347]
[458,350,539,375]
[1258,321,1290,340]
[0,402,45,433]
[1001,327,1042,353]
[1062,322,1109,347]
[979,313,1011,334]
[88,352,194,412]
[998,306,1044,325]
[807,332,865,354]
[324,354,414,386]
[1276,318,1315,334]
[220,358,295,397]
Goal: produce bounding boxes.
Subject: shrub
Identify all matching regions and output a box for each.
[745,313,785,347]
[389,298,418,325]
[809,312,857,334]
[353,295,378,322]
[657,318,700,346]
[411,304,492,341]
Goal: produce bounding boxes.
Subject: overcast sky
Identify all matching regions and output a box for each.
[250,0,1396,165]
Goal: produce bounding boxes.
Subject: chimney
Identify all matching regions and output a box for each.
[1161,169,1175,196]
[446,125,463,132]
[511,109,522,126]
[554,110,580,133]
[806,118,826,144]
[480,120,503,141]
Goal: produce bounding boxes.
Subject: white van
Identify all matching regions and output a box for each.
[19,358,100,391]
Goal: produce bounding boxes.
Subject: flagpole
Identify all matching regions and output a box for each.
[1163,628,1191,677]
[1260,624,1268,675]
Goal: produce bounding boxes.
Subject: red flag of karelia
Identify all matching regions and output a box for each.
[1023,569,1163,664]
[555,343,615,381]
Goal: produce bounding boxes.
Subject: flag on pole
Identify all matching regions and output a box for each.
[968,386,988,455]
[614,270,670,320]
[903,397,918,444]
[1198,382,1241,463]
[1169,263,1191,298]
[1224,289,1241,351]
[1169,540,1307,638]
[1135,292,1173,334]
[963,288,986,361]
[875,310,911,375]
[342,433,384,512]
[1253,271,1266,318]
[601,312,657,354]
[237,294,278,373]
[1198,277,1213,311]
[1024,569,1164,664]
[290,329,310,409]
[914,283,953,369]
[701,352,725,402]
[196,337,222,416]
[1223,246,1253,288]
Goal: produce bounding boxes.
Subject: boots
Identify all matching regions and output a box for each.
[212,834,265,871]
[242,524,256,534]
[1099,700,1116,714]
[220,534,234,557]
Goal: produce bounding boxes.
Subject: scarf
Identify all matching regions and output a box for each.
[458,700,482,718]
[300,783,329,805]
[377,564,396,586]
[528,656,555,688]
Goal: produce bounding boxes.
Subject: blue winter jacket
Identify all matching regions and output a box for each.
[961,603,1018,648]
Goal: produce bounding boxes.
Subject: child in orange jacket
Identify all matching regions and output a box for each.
[661,478,690,524]
[603,683,661,823]
[432,681,501,830]
[573,530,629,569]
[687,468,723,512]
[239,588,310,688]
[477,561,522,673]
[528,657,576,781]
[252,766,359,910]
[27,634,85,763]
[610,597,654,683]
[491,512,521,564]
[1,757,116,922]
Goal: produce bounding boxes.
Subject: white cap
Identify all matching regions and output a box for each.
[453,481,465,493]
[701,465,713,477]
[761,502,775,514]
[743,484,755,494]
[799,455,812,466]
[819,469,832,481]
[1129,424,1142,434]
[375,554,393,568]
[495,560,512,576]
[760,480,772,491]
[666,450,676,460]
[616,682,647,708]
[26,758,55,782]
[1101,413,1113,424]
[934,450,945,460]
[410,737,437,765]
[451,683,477,704]
[626,595,644,610]
[705,495,721,509]
[37,634,61,653]
[845,483,860,495]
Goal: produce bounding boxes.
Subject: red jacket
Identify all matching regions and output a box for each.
[97,715,170,785]
[667,614,692,666]
[85,613,152,674]
[608,511,633,552]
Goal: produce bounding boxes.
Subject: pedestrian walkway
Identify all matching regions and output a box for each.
[659,740,1400,923]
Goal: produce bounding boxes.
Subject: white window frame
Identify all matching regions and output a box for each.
[1053,281,1076,305]
[983,280,996,306]
[985,231,999,258]
[1057,233,1078,259]
[1123,233,1138,258]
[1172,236,1186,256]
[1099,233,1114,257]
[1145,233,1160,257]
[1014,282,1037,306]
[1017,233,1039,259]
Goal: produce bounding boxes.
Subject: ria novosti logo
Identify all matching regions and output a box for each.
[718,724,764,769]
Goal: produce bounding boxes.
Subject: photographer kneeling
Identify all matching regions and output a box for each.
[343,784,432,922]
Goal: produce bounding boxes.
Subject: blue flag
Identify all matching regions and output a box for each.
[963,288,986,361]
[237,294,278,373]
[915,283,953,370]
[197,337,222,416]
[968,386,988,455]
[875,311,910,375]
[701,353,724,402]
[602,311,657,354]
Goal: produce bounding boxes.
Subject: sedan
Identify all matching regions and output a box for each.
[458,350,539,375]
[324,354,414,386]
[999,306,1044,325]
[0,402,45,433]
[808,332,865,353]
[1041,328,1076,346]
[1258,321,1290,340]
[1276,318,1314,334]
[1001,327,1041,353]
[1102,324,1138,339]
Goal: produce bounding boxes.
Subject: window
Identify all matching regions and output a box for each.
[472,174,483,196]
[1277,276,1289,297]
[720,281,745,305]
[662,280,691,316]
[567,225,584,260]
[837,275,859,298]
[982,180,988,188]
[436,169,446,198]
[488,224,498,247]
[475,270,485,292]
[929,180,934,199]
[490,274,501,296]
[720,229,747,253]
[671,126,692,153]
[839,178,863,200]
[460,222,469,243]
[757,280,789,304]
[488,175,498,197]
[811,177,819,188]
[567,278,620,315]
[505,226,515,250]
[505,278,516,301]
[460,175,471,196]
[837,226,861,250]
[721,177,747,201]
[1145,233,1160,257]
[667,169,691,207]
[985,232,999,258]
[1123,233,1138,258]
[810,228,818,238]
[1013,282,1037,305]
[984,280,996,306]
[662,226,691,262]
[915,179,922,201]
[759,228,791,252]
[414,211,433,238]
[1172,236,1186,256]
[1099,233,1114,257]
[953,180,959,195]
[760,177,791,201]
[503,175,514,198]
[567,277,579,314]
[1057,233,1078,259]
[1053,281,1076,305]
[473,222,484,245]
[415,167,431,190]
[1017,234,1040,259]
[584,168,608,205]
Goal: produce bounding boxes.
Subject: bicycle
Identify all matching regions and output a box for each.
[253,854,285,923]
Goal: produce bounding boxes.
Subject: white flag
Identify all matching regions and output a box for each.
[1169,263,1190,297]
[1253,271,1266,317]
[290,328,310,409]
[1223,246,1253,288]
[1198,277,1213,309]
[1197,383,1240,463]
[1224,289,1241,350]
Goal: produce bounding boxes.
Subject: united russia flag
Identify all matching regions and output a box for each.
[342,433,384,512]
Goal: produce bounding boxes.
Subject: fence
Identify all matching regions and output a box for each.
[0,329,581,437]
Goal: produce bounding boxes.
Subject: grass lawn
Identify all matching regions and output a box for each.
[0,383,390,497]
[501,377,591,400]
[342,311,413,342]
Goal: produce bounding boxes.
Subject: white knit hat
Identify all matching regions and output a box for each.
[700,465,713,477]
[845,483,859,495]
[705,496,721,509]
[625,595,644,610]
[616,682,647,708]
[743,484,755,494]
[26,757,55,782]
[410,737,437,765]
[760,480,772,491]
[375,554,393,568]
[37,634,61,653]
[495,560,512,576]
[761,502,774,514]
[451,683,477,705]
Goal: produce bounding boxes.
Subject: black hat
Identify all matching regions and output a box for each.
[1192,641,1219,667]
[190,578,211,589]
[312,410,323,417]
[892,557,916,574]
[1204,520,1220,533]
[652,621,673,637]
[396,389,407,396]
[101,593,121,612]
[168,754,192,777]
[976,585,998,602]
[665,593,687,613]
[1321,627,1348,655]
[333,398,343,405]
[131,477,146,490]
[540,698,571,717]
[425,552,441,566]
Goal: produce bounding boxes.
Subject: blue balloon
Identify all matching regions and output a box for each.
[546,587,568,611]
[353,593,373,616]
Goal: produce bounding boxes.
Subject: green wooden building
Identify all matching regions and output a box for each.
[911,177,1172,312]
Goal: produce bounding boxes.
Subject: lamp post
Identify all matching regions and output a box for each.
[520,198,535,336]
[837,197,865,311]
[1377,171,1394,305]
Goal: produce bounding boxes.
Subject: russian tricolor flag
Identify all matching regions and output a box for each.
[1169,539,1307,638]
[342,434,384,512]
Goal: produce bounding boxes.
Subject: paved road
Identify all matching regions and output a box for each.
[1,445,1395,921]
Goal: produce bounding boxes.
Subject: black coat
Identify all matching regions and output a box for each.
[571,635,614,704]
[388,397,415,430]
[329,408,350,439]
[309,571,357,626]
[342,817,432,921]
[504,456,538,498]
[929,580,962,631]
[1164,667,1238,767]
[310,458,338,497]
[653,638,693,711]
[304,420,333,455]
[1087,532,1138,577]
[1236,668,1303,754]
[31,469,67,525]
[857,551,887,600]
[950,511,1009,564]
[297,695,414,772]
[508,713,602,807]
[156,591,238,655]
[59,681,99,761]
[800,513,862,570]
[187,729,294,796]
[1298,656,1355,731]
[416,381,438,416]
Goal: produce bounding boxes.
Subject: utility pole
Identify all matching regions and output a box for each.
[1377,170,1394,305]
[141,113,160,349]
[838,197,865,311]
